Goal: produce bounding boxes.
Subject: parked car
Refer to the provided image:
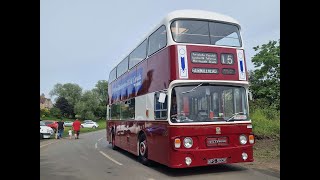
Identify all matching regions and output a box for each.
[40,121,54,139]
[83,120,94,123]
[43,120,58,133]
[81,121,99,129]
[64,121,73,127]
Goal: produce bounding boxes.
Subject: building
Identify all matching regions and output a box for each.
[40,93,53,109]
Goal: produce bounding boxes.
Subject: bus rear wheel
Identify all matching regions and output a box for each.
[138,133,150,165]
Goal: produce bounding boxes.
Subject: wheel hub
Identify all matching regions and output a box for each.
[140,141,146,156]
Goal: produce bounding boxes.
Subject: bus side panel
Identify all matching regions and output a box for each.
[136,60,149,96]
[147,47,171,92]
[146,121,170,166]
[127,66,137,99]
[169,45,178,81]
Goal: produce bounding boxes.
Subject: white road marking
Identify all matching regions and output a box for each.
[148,178,155,180]
[98,137,103,141]
[40,141,56,148]
[99,151,123,166]
[95,143,97,149]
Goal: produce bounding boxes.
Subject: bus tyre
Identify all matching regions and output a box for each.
[139,133,150,166]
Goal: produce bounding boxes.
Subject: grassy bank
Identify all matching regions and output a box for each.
[250,108,280,161]
[250,108,280,140]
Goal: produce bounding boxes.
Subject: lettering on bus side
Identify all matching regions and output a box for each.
[111,68,143,101]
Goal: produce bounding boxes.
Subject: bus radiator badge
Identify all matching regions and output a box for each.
[216,127,221,134]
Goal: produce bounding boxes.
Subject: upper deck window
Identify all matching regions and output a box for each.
[129,39,147,69]
[109,68,117,82]
[148,25,167,56]
[171,20,241,47]
[117,57,129,77]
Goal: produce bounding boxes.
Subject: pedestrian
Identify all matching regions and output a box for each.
[68,129,72,139]
[72,119,81,139]
[57,119,65,139]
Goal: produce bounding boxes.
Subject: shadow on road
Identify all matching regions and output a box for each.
[107,144,248,177]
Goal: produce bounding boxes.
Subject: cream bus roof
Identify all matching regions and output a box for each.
[112,10,241,69]
[163,9,240,27]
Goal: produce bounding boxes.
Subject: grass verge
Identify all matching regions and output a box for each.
[49,120,106,138]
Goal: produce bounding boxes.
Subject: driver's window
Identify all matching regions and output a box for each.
[223,89,234,117]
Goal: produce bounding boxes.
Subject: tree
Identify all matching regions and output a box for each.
[50,107,62,118]
[92,80,108,105]
[92,80,108,119]
[40,108,50,118]
[249,39,280,110]
[49,83,82,107]
[74,90,100,120]
[55,97,74,118]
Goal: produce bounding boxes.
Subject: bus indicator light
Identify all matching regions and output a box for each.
[174,138,181,148]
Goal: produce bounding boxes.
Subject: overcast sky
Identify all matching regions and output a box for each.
[40,0,279,98]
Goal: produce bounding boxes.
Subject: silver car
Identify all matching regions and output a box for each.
[64,121,73,127]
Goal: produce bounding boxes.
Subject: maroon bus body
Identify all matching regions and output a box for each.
[107,44,253,168]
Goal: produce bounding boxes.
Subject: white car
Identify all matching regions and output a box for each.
[83,120,94,123]
[64,121,73,127]
[40,121,54,139]
[81,121,99,129]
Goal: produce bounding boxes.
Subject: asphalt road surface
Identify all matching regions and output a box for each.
[40,130,280,180]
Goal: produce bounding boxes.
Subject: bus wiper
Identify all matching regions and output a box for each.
[181,83,203,94]
[226,112,244,122]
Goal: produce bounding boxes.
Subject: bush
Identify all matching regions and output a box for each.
[50,107,61,119]
[250,108,280,139]
[40,108,50,118]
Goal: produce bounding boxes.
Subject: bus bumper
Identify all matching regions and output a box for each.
[168,145,253,168]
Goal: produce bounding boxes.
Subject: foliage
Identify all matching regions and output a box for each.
[55,97,74,118]
[92,80,108,119]
[92,80,108,105]
[250,108,280,139]
[49,107,62,119]
[49,83,82,107]
[40,108,50,118]
[249,39,280,110]
[74,90,100,120]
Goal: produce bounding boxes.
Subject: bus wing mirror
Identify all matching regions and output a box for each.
[158,93,166,103]
[106,96,109,106]
[249,91,253,101]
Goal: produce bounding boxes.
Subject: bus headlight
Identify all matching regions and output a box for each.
[183,137,193,148]
[239,135,247,145]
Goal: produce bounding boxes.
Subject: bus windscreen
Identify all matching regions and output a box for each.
[171,20,241,47]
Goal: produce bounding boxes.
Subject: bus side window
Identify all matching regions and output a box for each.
[154,92,167,119]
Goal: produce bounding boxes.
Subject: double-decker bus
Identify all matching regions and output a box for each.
[106,10,254,168]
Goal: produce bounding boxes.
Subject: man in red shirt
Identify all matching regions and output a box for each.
[72,119,81,139]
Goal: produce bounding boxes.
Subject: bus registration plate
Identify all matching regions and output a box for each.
[207,158,227,164]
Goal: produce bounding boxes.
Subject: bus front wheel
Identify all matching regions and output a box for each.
[138,133,150,165]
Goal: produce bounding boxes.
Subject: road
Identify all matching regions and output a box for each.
[40,130,279,180]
